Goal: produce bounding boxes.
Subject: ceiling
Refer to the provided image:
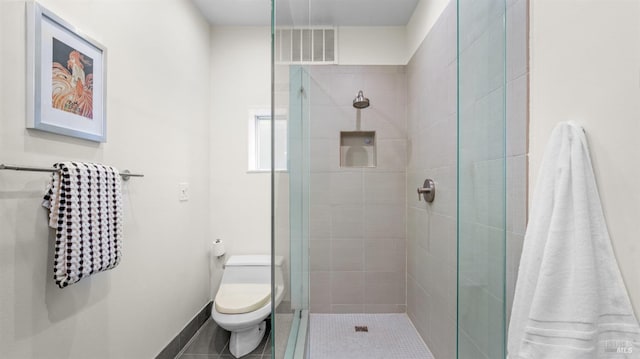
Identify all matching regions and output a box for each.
[192,0,420,26]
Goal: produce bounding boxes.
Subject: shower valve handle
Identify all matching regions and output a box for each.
[417,179,435,203]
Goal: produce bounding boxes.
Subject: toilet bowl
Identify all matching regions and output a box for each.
[212,255,284,358]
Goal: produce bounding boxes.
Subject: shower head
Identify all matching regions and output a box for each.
[353,90,370,109]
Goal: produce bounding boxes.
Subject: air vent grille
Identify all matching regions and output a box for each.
[275,28,337,64]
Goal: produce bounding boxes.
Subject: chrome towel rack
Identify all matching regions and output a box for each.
[0,164,144,181]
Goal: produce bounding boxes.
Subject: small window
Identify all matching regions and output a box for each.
[248,110,287,172]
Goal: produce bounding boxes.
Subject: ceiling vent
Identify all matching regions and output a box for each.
[275,28,337,64]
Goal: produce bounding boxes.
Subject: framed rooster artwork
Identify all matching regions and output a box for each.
[26,2,106,142]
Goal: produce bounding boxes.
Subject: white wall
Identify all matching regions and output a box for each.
[337,0,452,66]
[530,0,640,311]
[0,0,212,358]
[208,26,272,297]
[337,26,406,65]
[406,0,451,62]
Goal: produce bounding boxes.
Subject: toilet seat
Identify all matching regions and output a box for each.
[215,283,271,314]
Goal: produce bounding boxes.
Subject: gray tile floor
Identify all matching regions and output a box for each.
[180,313,430,359]
[272,313,293,359]
[176,318,272,359]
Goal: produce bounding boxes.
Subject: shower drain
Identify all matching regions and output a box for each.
[354,326,369,332]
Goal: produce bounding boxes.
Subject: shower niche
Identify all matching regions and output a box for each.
[340,131,376,168]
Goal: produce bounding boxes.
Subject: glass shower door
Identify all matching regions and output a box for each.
[271,0,311,353]
[283,65,311,358]
[272,65,311,359]
[457,0,507,358]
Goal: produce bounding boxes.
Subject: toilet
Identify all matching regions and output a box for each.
[212,255,284,358]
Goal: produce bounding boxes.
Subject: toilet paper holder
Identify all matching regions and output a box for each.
[417,179,435,203]
[212,238,226,258]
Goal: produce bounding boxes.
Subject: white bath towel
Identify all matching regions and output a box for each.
[508,122,640,358]
[43,162,123,288]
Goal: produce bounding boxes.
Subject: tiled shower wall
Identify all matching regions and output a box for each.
[406,2,458,359]
[404,0,528,358]
[308,65,408,314]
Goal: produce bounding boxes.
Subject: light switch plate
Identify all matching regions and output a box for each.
[179,182,189,201]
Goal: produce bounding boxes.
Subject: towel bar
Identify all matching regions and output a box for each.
[0,164,144,181]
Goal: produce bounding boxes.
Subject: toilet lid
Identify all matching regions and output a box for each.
[215,283,271,314]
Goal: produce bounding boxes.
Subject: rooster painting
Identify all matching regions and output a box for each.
[51,38,93,119]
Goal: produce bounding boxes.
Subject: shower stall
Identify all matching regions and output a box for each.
[270,0,527,357]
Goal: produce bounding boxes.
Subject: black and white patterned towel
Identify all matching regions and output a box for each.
[43,162,123,288]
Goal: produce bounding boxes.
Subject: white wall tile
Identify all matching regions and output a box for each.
[430,165,457,217]
[358,109,407,140]
[308,69,333,106]
[310,272,332,313]
[507,155,528,235]
[428,214,456,266]
[331,271,365,305]
[414,250,431,295]
[330,304,365,313]
[310,172,331,206]
[310,138,341,173]
[407,274,430,342]
[506,232,524,322]
[407,206,430,252]
[309,105,351,139]
[329,72,365,107]
[429,307,456,359]
[363,171,406,205]
[330,171,364,205]
[331,204,364,238]
[331,240,364,271]
[364,272,406,305]
[364,304,406,313]
[507,0,528,80]
[507,74,528,157]
[310,204,332,238]
[310,239,331,272]
[376,140,407,171]
[364,204,406,239]
[364,239,406,272]
[425,254,450,301]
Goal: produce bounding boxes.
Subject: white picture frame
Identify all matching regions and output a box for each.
[26,2,107,142]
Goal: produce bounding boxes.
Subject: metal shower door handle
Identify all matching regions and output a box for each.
[417,179,435,202]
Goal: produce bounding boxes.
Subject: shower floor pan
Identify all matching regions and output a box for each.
[309,313,434,359]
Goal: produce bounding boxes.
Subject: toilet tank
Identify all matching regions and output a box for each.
[222,255,284,285]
